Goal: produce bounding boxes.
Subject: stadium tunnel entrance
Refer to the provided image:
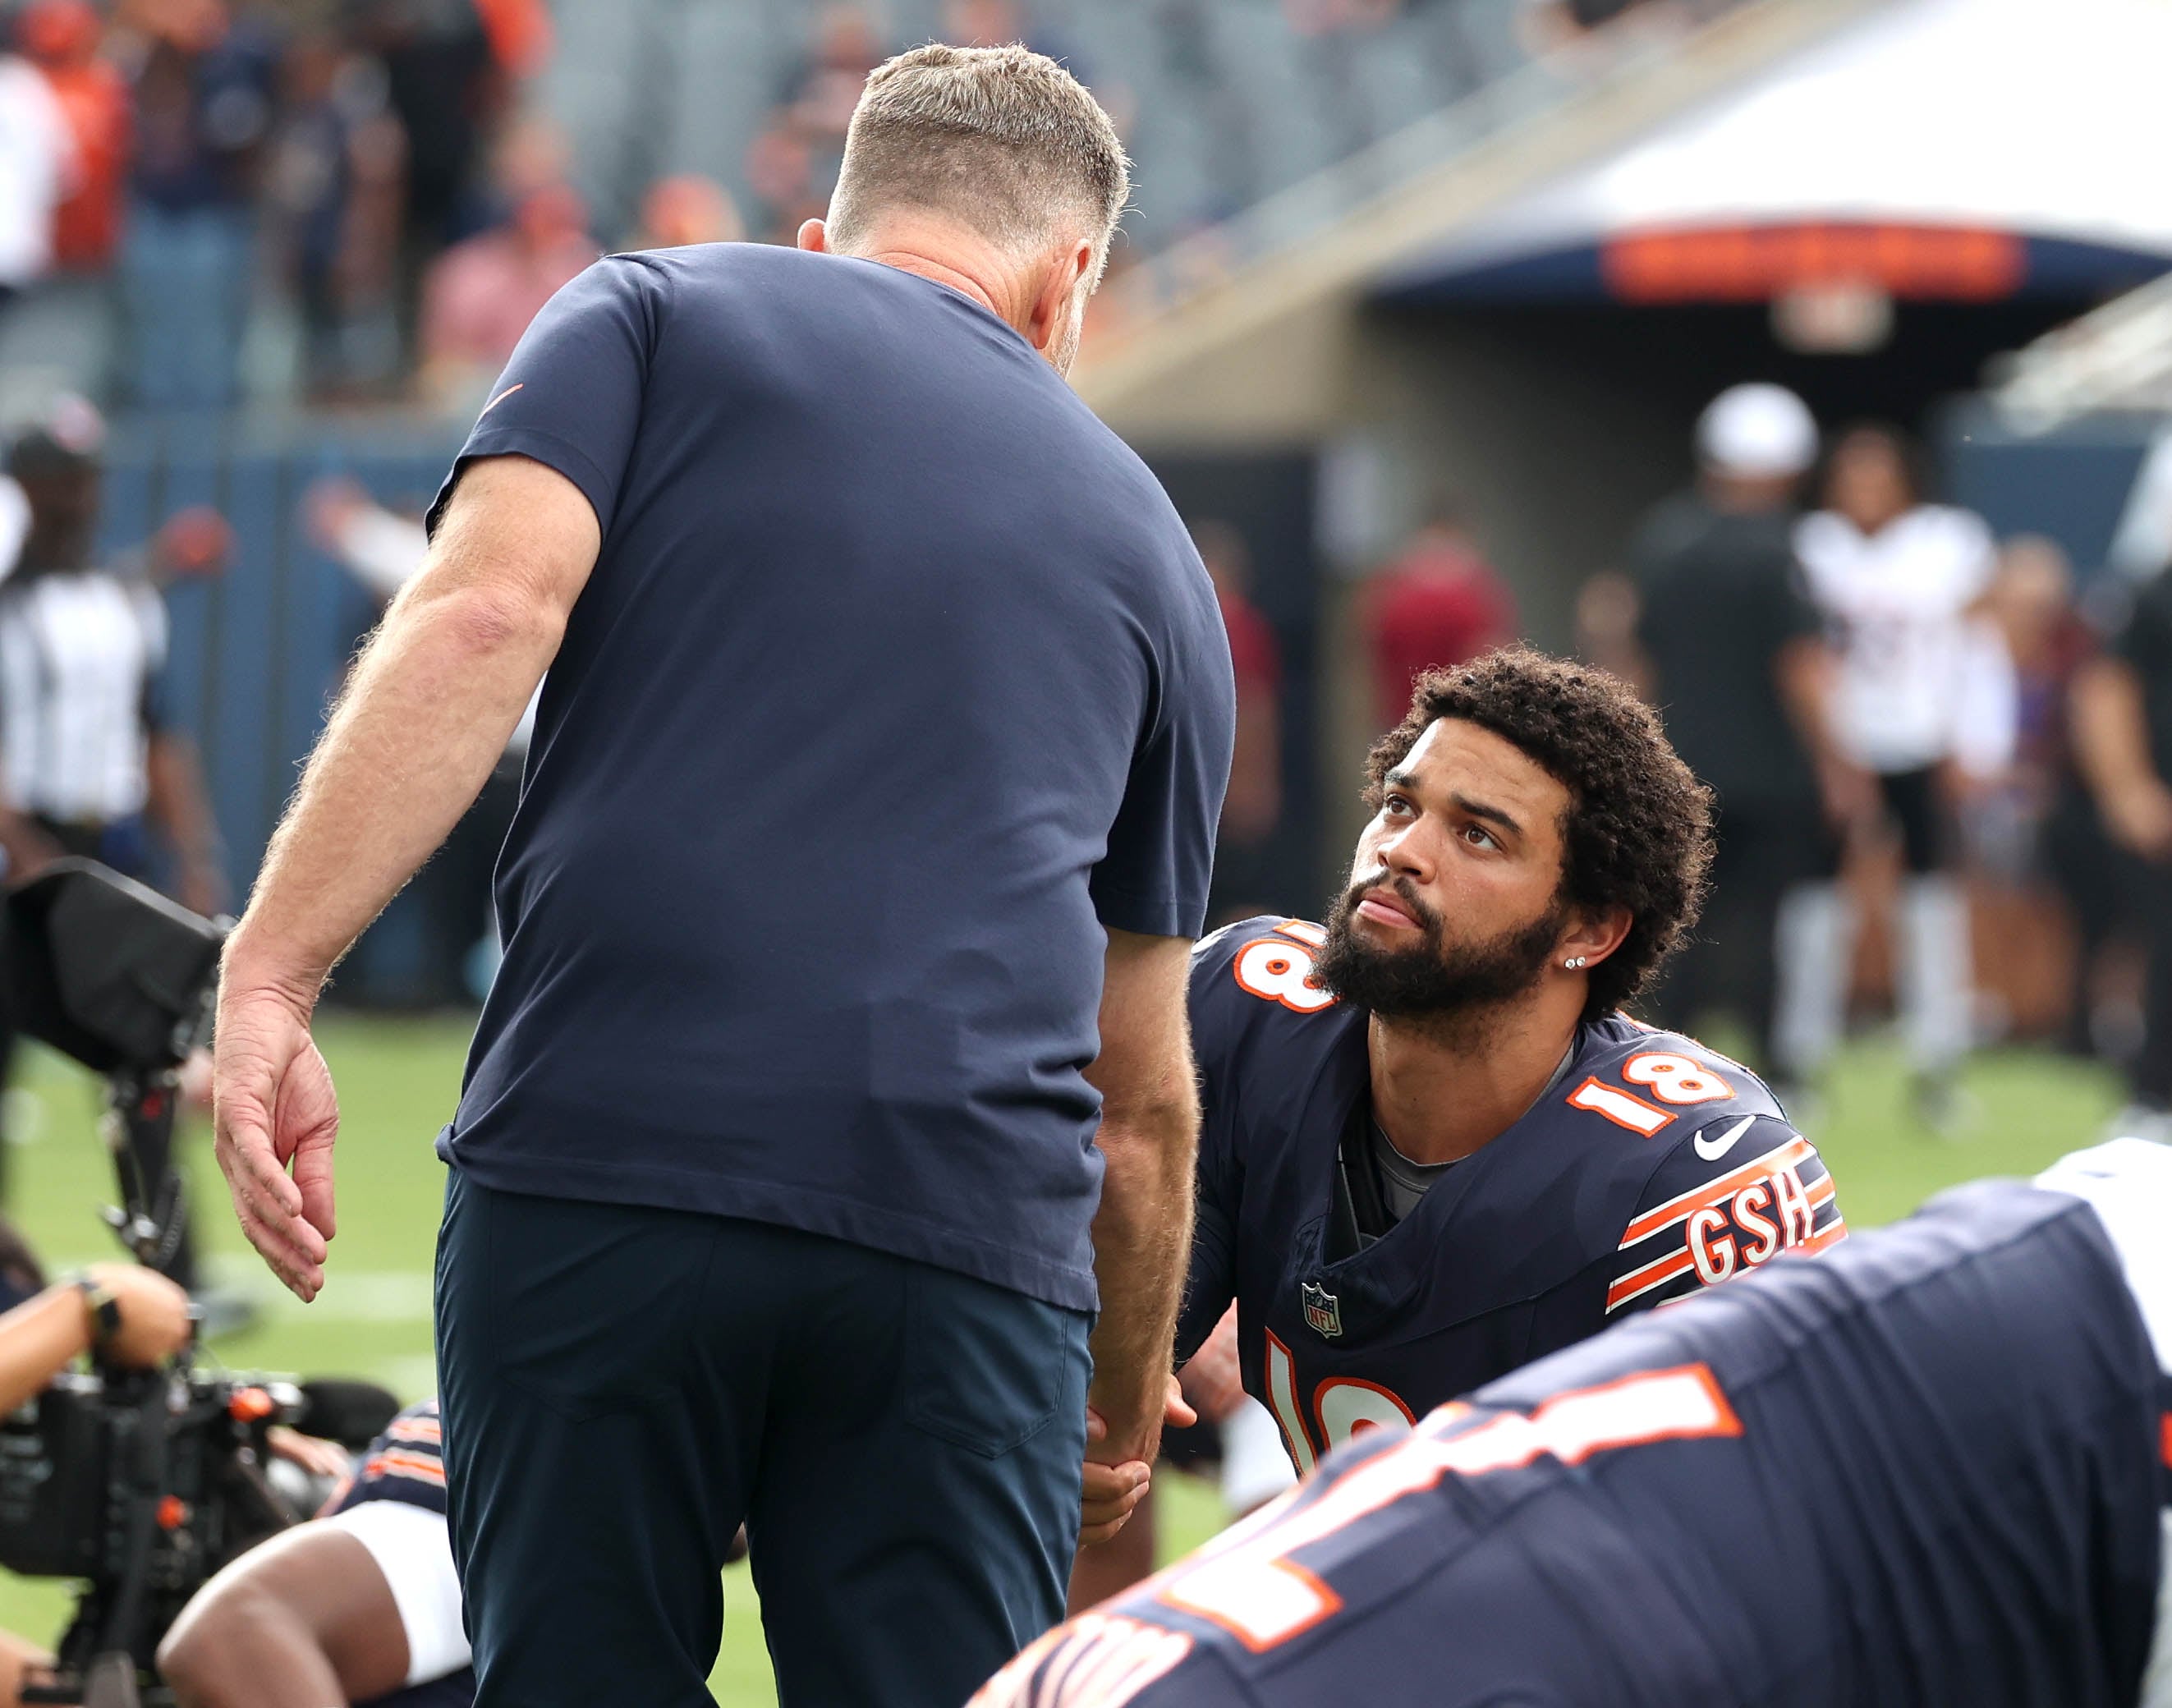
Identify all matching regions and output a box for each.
[1352,233,2171,651]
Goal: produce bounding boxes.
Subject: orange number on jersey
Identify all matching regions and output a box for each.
[1154,1365,1741,1652]
[969,1613,1194,1708]
[1233,938,1337,1013]
[1623,1051,1734,1106]
[1262,1330,1318,1475]
[1313,1377,1417,1447]
[1263,1341,1418,1477]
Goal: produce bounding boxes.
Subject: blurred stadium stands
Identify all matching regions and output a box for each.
[535,0,1538,259]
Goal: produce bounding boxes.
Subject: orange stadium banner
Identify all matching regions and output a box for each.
[1600,223,2026,305]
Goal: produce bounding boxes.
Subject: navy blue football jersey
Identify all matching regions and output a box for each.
[323,1398,447,1520]
[1177,917,1844,1474]
[978,1181,2165,1708]
[324,1400,475,1708]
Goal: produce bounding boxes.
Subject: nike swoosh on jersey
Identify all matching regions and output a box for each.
[1692,1115,1757,1164]
[478,381,525,419]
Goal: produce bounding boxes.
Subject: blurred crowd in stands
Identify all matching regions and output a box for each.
[0,0,582,411]
[0,0,1704,414]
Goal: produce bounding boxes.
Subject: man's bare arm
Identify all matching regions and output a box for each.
[213,455,599,1298]
[1082,928,1200,1461]
[221,455,597,996]
[145,732,225,914]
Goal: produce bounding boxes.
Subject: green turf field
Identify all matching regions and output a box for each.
[0,1014,2129,1701]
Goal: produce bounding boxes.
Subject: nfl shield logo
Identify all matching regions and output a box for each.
[1300,1281,1343,1339]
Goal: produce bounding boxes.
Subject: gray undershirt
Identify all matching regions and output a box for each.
[1366,1041,1580,1229]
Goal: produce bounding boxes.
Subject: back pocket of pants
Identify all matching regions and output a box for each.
[904,1266,1073,1459]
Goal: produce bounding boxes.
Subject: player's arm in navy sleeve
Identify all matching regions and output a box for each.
[1604,1112,1844,1316]
[1089,530,1236,939]
[1175,1198,1235,1368]
[1173,929,1246,1366]
[425,253,667,543]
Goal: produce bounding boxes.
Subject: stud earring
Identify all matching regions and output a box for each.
[1564,956,1587,970]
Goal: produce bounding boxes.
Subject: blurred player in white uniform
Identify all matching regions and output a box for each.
[1789,425,2008,1123]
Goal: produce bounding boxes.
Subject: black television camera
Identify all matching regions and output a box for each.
[0,862,392,1708]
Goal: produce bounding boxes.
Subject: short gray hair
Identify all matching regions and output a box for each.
[829,44,1130,269]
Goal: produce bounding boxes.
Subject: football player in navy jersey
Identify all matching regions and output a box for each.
[978,1134,2172,1708]
[1178,648,1842,1479]
[159,1399,475,1708]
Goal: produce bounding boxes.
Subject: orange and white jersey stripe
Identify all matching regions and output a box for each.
[1606,1117,1844,1315]
[321,1398,448,1521]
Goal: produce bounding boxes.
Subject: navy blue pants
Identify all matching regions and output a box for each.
[434,1169,1092,1706]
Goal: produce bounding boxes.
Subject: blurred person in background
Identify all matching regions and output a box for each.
[782,4,886,157]
[946,0,1028,46]
[1794,425,1999,1125]
[20,0,124,278]
[0,397,227,1277]
[265,30,406,400]
[1965,539,2096,1043]
[349,0,547,365]
[416,118,593,410]
[2072,558,2172,1140]
[0,18,75,310]
[742,108,820,246]
[945,0,1091,80]
[1196,520,1282,925]
[627,172,742,251]
[1361,500,1517,733]
[0,1247,193,1706]
[0,398,223,907]
[1627,383,1859,1100]
[118,0,278,409]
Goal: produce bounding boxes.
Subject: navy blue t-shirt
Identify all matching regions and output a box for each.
[427,243,1233,1311]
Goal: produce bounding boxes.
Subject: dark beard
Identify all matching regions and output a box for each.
[1313,875,1565,1022]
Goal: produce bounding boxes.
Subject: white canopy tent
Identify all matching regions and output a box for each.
[1380,0,2172,294]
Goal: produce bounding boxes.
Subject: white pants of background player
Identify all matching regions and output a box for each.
[318,1504,471,1688]
[2036,1135,2172,1708]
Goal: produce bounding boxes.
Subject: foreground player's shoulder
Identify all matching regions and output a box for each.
[1576,1021,1844,1316]
[971,1609,1239,1708]
[321,1398,446,1519]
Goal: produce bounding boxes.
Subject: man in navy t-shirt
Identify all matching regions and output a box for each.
[209,42,1233,1708]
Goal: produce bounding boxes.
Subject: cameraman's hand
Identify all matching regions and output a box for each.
[214,982,337,1302]
[84,1264,192,1367]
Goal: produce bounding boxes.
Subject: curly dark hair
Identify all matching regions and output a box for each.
[1363,646,1714,1025]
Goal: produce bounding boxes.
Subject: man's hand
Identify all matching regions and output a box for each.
[1079,1375,1196,1545]
[264,1426,352,1480]
[83,1263,193,1367]
[213,981,338,1302]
